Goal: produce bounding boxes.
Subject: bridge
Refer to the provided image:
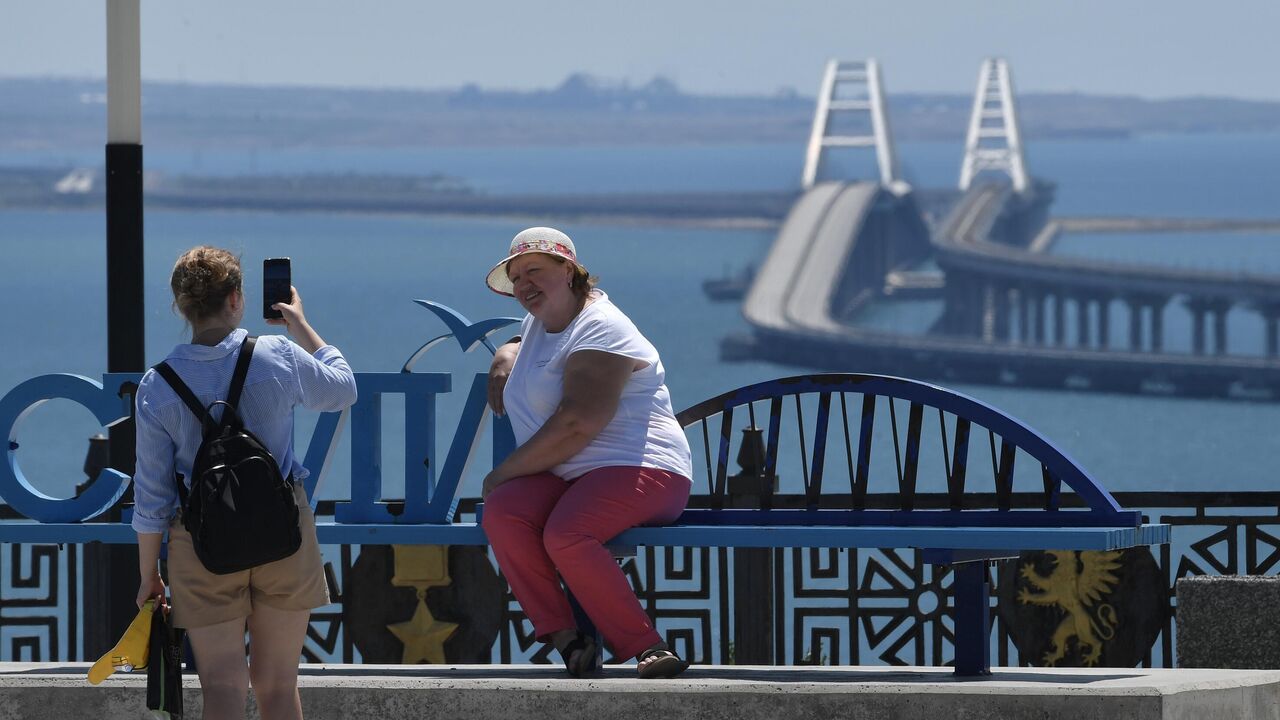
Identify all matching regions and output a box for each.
[727,57,1280,400]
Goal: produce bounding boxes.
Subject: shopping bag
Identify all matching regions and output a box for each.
[146,607,185,720]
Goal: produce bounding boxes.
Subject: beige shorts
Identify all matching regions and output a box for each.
[167,483,329,629]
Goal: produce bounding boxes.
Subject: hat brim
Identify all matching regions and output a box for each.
[484,250,584,297]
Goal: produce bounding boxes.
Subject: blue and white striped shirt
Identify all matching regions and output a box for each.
[131,328,357,534]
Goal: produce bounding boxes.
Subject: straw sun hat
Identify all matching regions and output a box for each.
[484,227,585,297]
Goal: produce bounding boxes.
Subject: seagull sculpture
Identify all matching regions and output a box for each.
[402,300,521,373]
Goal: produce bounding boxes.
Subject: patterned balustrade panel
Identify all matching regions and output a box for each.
[1,490,1276,665]
[0,543,79,661]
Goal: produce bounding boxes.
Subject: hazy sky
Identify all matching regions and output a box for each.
[4,1,1279,100]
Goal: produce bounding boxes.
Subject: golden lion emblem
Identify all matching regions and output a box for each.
[1017,550,1121,666]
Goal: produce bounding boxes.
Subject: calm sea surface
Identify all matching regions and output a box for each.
[3,133,1280,503]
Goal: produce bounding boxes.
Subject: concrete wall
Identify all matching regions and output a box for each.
[1178,575,1280,669]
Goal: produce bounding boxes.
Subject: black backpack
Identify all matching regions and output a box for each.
[153,336,302,575]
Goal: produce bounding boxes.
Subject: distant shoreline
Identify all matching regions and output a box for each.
[5,77,1280,150]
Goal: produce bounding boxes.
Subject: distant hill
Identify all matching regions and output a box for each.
[4,75,1280,151]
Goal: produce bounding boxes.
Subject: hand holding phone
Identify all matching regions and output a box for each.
[263,258,292,319]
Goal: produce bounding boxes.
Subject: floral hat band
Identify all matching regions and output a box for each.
[511,239,577,264]
[485,227,584,296]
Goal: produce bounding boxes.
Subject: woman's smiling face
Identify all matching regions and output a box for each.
[507,252,576,319]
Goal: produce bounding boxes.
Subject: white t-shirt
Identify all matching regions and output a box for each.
[503,290,693,482]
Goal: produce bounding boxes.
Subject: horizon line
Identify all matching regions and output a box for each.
[4,73,1280,106]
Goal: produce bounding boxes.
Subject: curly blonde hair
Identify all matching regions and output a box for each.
[170,246,242,322]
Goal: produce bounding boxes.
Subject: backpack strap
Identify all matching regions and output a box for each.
[152,363,208,510]
[152,362,216,436]
[225,336,257,420]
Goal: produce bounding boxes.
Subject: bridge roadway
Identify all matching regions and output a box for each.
[936,184,1280,362]
[936,184,1280,306]
[744,182,880,336]
[735,182,1280,399]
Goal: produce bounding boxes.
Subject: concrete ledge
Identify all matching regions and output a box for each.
[3,663,1279,720]
[1178,575,1280,669]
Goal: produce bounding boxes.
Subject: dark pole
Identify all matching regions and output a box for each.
[85,0,145,661]
[728,427,776,665]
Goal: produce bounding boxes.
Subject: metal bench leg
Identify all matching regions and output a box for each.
[952,561,992,677]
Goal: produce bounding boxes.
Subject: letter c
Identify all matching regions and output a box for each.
[0,374,132,522]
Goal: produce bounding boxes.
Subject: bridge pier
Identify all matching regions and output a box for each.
[1128,299,1142,352]
[1150,297,1168,353]
[1122,295,1169,353]
[980,284,994,342]
[1189,298,1234,355]
[994,284,1012,342]
[974,280,988,337]
[1031,290,1046,345]
[1052,292,1066,347]
[1075,296,1091,349]
[1211,300,1232,355]
[1017,287,1031,344]
[1096,296,1111,350]
[1189,299,1209,355]
[975,280,989,337]
[1262,304,1280,357]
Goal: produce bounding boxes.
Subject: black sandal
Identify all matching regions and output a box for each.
[637,645,689,679]
[558,633,600,677]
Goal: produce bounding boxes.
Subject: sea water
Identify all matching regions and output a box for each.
[2,133,1280,504]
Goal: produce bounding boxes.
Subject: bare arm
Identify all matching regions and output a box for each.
[135,532,166,609]
[482,349,636,497]
[267,286,327,354]
[487,338,521,416]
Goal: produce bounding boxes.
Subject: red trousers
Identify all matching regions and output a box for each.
[481,466,691,660]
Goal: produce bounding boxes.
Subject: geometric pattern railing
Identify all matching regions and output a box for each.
[2,490,1275,666]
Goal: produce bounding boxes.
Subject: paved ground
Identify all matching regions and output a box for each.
[3,662,1279,719]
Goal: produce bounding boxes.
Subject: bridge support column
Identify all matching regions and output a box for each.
[1149,297,1169,353]
[941,279,958,335]
[1211,300,1232,355]
[1032,291,1046,345]
[950,276,985,337]
[973,280,988,337]
[1128,299,1143,352]
[1096,296,1111,350]
[1017,288,1031,344]
[1075,296,1091,349]
[1052,292,1066,346]
[1262,305,1280,358]
[993,285,1012,342]
[1189,299,1209,355]
[980,284,994,342]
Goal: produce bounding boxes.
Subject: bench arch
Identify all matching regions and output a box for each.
[675,373,1139,527]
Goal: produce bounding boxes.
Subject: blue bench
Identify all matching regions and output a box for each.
[0,372,1169,676]
[365,372,1166,675]
[648,373,1169,675]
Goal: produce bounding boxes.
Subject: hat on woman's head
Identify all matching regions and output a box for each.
[485,227,583,296]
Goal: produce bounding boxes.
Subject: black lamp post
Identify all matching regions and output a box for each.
[83,0,146,661]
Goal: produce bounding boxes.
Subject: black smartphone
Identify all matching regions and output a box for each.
[263,257,292,319]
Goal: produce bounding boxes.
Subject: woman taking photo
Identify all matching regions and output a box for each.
[481,227,694,679]
[132,246,357,719]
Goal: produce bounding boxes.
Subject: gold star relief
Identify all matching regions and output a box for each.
[387,597,458,664]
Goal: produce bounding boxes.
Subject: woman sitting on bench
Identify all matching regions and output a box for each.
[481,227,693,679]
